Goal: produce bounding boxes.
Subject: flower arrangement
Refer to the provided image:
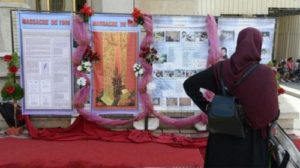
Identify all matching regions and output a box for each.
[76,47,99,74]
[79,3,94,23]
[132,8,144,25]
[76,77,87,87]
[131,8,159,77]
[133,63,144,77]
[139,47,159,65]
[1,53,24,101]
[82,46,100,63]
[268,61,285,95]
[1,53,24,134]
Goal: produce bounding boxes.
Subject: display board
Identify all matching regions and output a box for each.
[218,17,276,64]
[19,12,73,115]
[151,16,209,112]
[91,14,142,115]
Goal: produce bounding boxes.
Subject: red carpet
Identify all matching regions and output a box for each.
[0,137,204,168]
[294,138,300,150]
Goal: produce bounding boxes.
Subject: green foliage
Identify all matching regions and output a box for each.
[1,82,24,101]
[1,52,24,101]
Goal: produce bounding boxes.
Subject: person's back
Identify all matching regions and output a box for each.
[184,27,279,168]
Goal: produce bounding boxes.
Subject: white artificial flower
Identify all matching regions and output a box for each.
[135,72,139,77]
[76,77,87,86]
[146,82,156,94]
[86,67,91,72]
[121,89,129,94]
[133,63,144,77]
[83,61,92,67]
[77,65,83,71]
[138,68,144,75]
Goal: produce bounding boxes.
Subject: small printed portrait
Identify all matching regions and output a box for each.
[152,98,160,105]
[261,31,270,41]
[166,31,180,42]
[179,98,192,106]
[166,98,178,106]
[155,54,167,64]
[220,30,235,41]
[181,31,187,39]
[196,31,208,42]
[261,48,267,55]
[181,31,195,42]
[185,70,196,77]
[154,31,165,42]
[154,70,164,78]
[174,70,185,77]
[220,47,228,60]
[164,70,175,78]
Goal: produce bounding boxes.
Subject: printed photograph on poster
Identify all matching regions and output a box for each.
[181,31,208,42]
[153,70,164,78]
[166,31,180,42]
[220,30,235,41]
[174,70,186,78]
[92,31,139,112]
[152,97,160,105]
[154,31,165,42]
[181,31,195,42]
[163,70,175,78]
[156,53,167,63]
[220,46,229,59]
[166,97,178,106]
[196,31,208,42]
[179,97,192,106]
[261,31,271,41]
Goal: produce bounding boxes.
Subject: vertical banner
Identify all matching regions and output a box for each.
[218,17,276,64]
[151,16,209,112]
[19,12,73,115]
[91,14,142,115]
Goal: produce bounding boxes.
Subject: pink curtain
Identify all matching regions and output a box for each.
[203,15,220,102]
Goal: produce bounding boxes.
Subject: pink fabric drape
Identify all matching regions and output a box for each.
[206,15,221,67]
[203,15,220,102]
[73,16,89,66]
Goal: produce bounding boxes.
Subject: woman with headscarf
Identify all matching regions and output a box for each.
[184,27,279,167]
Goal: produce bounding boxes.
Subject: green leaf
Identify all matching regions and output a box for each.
[12,84,24,100]
[1,85,13,101]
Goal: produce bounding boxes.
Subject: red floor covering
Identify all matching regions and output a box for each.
[0,137,205,168]
[294,138,300,150]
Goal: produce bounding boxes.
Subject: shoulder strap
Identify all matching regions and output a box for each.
[219,62,259,95]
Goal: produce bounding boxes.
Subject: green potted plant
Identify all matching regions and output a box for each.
[1,53,24,135]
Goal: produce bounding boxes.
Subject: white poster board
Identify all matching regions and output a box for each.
[218,17,276,64]
[19,12,73,115]
[151,16,209,112]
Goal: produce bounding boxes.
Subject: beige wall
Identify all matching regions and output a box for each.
[275,15,300,61]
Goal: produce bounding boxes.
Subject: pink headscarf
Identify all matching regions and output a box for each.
[214,28,278,133]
